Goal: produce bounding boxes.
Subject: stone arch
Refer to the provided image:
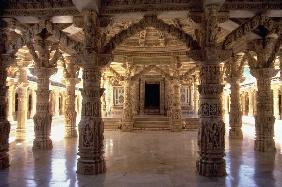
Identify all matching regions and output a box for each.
[101,15,200,54]
[223,15,280,49]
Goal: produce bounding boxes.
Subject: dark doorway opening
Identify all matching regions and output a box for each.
[145,83,160,109]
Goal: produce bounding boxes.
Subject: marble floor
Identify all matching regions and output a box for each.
[0,117,282,187]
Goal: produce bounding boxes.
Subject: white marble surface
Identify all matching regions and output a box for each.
[0,117,282,187]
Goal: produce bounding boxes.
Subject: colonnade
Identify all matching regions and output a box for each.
[0,2,281,179]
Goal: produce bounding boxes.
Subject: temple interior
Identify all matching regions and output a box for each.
[0,0,282,186]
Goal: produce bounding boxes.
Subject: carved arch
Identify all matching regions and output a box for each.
[223,15,280,49]
[101,15,200,54]
[9,24,83,55]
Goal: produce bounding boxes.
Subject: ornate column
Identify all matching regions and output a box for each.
[105,78,113,115]
[27,28,59,150]
[0,20,12,169]
[170,59,182,131]
[194,73,200,115]
[195,0,226,177]
[247,37,280,152]
[16,61,29,141]
[101,75,107,117]
[7,81,15,121]
[63,56,80,138]
[121,62,134,131]
[77,11,107,175]
[248,90,254,116]
[225,54,245,139]
[273,86,280,119]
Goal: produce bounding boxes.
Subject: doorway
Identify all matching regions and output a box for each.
[144,83,160,114]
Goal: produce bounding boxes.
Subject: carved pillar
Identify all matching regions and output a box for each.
[53,91,60,116]
[0,20,12,169]
[30,89,36,118]
[121,62,134,131]
[16,63,29,141]
[7,81,15,121]
[77,11,106,175]
[64,78,79,137]
[248,90,254,116]
[194,74,200,116]
[252,68,277,151]
[131,80,139,116]
[101,75,107,117]
[139,79,145,114]
[63,57,80,138]
[196,1,226,177]
[27,28,59,150]
[226,54,245,139]
[273,87,280,119]
[0,57,11,169]
[105,78,113,115]
[32,68,56,149]
[229,79,243,138]
[171,78,182,131]
[248,38,280,152]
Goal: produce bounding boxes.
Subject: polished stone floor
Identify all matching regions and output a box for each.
[0,117,282,187]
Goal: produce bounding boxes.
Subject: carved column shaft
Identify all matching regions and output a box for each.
[171,78,182,131]
[0,62,10,169]
[0,20,11,169]
[229,79,243,139]
[122,78,134,131]
[252,68,276,152]
[273,87,280,118]
[77,63,105,175]
[196,1,226,177]
[77,10,106,175]
[33,68,55,150]
[7,82,15,121]
[64,78,78,138]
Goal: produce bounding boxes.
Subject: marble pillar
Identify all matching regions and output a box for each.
[0,54,12,169]
[77,10,106,175]
[229,79,243,139]
[64,79,79,137]
[63,56,80,138]
[226,54,244,139]
[171,78,182,131]
[194,74,200,116]
[273,87,280,119]
[32,67,56,150]
[248,91,254,116]
[252,68,277,152]
[27,29,59,150]
[16,65,29,141]
[7,81,15,121]
[196,1,226,177]
[247,37,280,152]
[121,78,134,131]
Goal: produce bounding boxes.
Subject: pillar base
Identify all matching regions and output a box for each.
[254,139,276,152]
[121,121,134,132]
[33,138,53,150]
[77,158,106,175]
[196,158,226,177]
[64,129,78,138]
[229,128,243,139]
[0,154,9,169]
[16,128,27,141]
